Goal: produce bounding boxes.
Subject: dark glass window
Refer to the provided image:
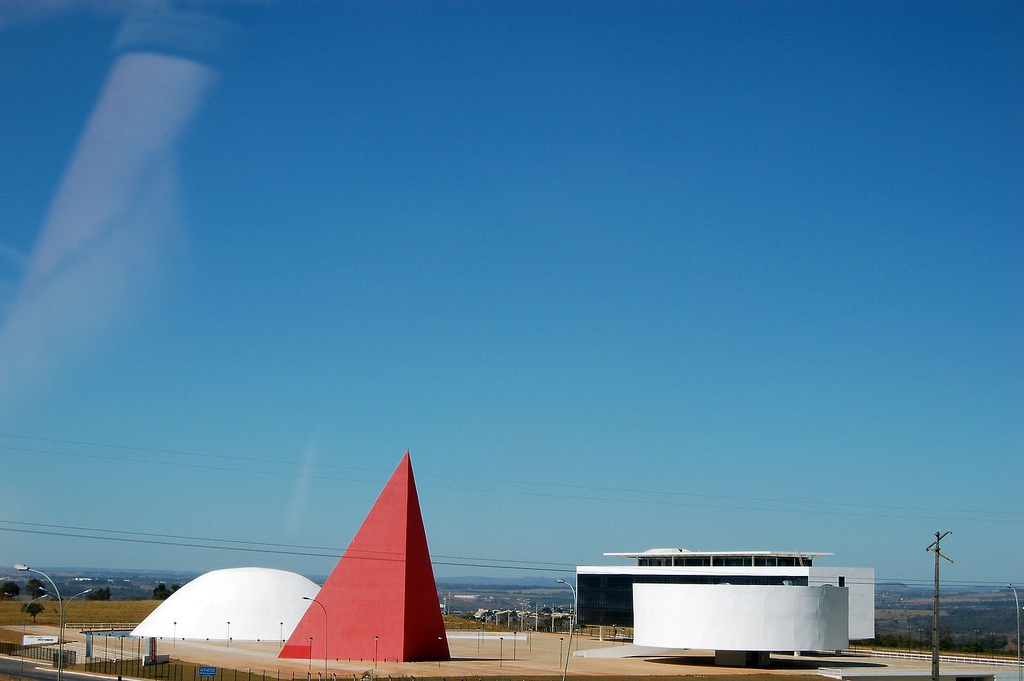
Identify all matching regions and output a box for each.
[775,557,813,567]
[577,573,808,627]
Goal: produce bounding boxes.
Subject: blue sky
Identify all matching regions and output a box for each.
[0,1,1020,588]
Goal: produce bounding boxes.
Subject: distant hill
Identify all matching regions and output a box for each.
[437,576,558,589]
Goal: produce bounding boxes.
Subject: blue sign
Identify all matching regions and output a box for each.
[199,667,217,677]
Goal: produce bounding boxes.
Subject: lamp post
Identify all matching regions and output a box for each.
[556,578,577,681]
[21,592,51,681]
[374,636,378,669]
[498,637,503,668]
[1008,584,1022,681]
[63,588,92,663]
[64,589,92,620]
[302,597,329,679]
[15,565,64,681]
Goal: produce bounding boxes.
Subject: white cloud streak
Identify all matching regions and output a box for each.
[286,438,320,537]
[0,50,217,417]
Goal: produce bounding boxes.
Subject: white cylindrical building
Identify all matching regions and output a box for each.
[633,582,849,652]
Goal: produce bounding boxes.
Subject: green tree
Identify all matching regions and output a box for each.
[0,581,19,600]
[87,587,111,601]
[153,583,172,600]
[23,602,44,622]
[24,578,45,599]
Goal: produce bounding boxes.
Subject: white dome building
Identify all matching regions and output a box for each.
[131,568,319,643]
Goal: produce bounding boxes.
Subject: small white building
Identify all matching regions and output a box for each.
[577,548,874,666]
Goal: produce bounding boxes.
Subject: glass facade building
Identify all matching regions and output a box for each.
[576,549,828,628]
[579,572,811,627]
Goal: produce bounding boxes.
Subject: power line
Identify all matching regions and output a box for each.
[1,433,1020,524]
[0,519,575,571]
[3,518,1020,588]
[0,519,1016,588]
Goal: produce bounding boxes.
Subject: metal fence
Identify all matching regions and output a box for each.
[847,649,1021,667]
[79,662,396,681]
[0,644,77,666]
[67,622,141,632]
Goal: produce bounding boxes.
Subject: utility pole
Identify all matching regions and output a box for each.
[926,531,953,681]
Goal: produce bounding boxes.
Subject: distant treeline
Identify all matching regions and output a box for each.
[867,631,1013,655]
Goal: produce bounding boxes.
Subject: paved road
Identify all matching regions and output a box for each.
[0,653,59,681]
[0,653,124,681]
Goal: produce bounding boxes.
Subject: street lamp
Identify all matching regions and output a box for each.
[556,578,577,681]
[21,592,51,681]
[374,636,378,669]
[16,565,64,681]
[63,588,92,662]
[1008,584,1022,681]
[64,589,92,617]
[302,597,329,679]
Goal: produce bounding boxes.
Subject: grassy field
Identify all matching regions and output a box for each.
[0,599,160,627]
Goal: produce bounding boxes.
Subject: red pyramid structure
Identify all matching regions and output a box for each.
[280,452,449,663]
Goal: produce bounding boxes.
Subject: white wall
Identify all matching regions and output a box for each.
[809,566,875,640]
[633,583,849,652]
